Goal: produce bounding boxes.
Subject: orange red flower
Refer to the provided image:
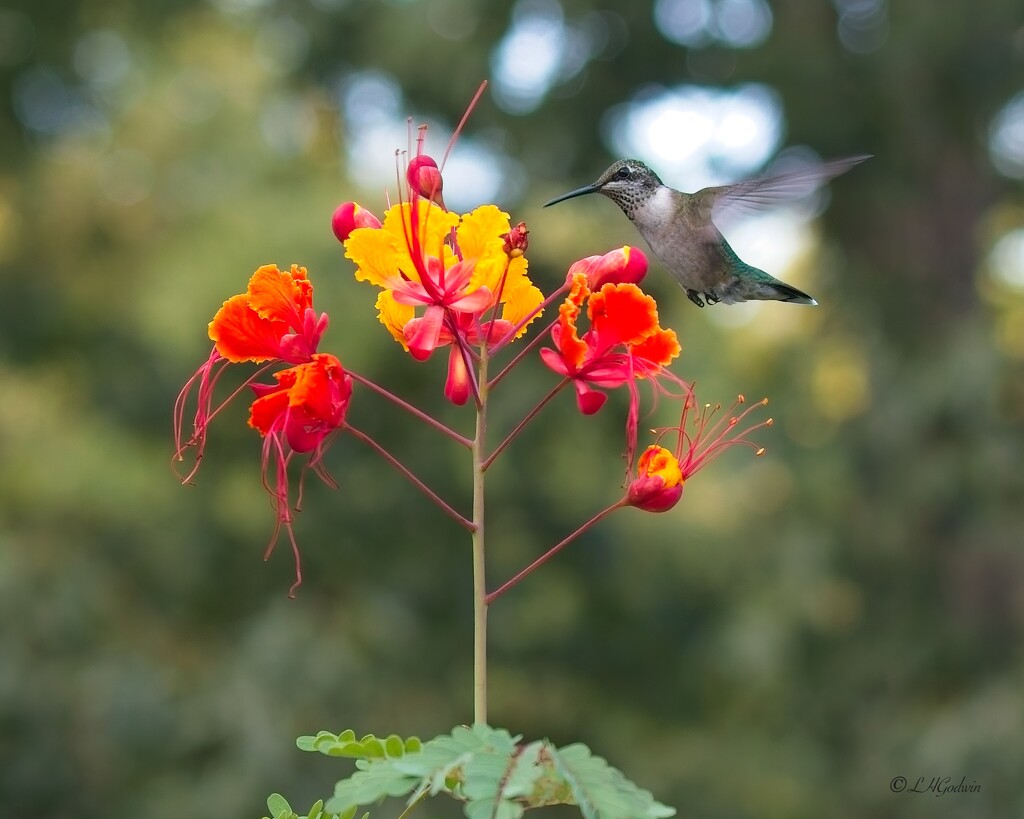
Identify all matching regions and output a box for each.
[540,270,681,415]
[626,394,771,513]
[209,263,327,364]
[249,353,351,453]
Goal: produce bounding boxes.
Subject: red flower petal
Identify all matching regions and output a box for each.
[210,293,290,363]
[444,346,472,405]
[247,264,313,327]
[574,381,608,414]
[631,327,681,368]
[248,379,291,435]
[404,305,445,361]
[627,477,683,512]
[588,283,659,349]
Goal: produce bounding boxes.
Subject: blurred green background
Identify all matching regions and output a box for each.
[2,0,1023,816]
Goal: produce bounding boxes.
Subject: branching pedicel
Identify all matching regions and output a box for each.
[173,82,770,819]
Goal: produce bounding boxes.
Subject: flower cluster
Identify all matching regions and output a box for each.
[174,263,351,594]
[174,102,772,597]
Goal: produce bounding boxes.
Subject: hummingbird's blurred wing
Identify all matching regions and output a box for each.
[699,154,871,231]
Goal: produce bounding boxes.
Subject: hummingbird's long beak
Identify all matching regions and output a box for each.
[543,183,600,207]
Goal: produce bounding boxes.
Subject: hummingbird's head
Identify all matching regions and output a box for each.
[543,159,662,218]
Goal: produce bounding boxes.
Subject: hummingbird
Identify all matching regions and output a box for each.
[543,155,870,308]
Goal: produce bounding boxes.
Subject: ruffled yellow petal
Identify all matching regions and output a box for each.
[499,257,544,336]
[375,290,414,349]
[467,255,503,295]
[344,226,404,287]
[500,255,534,295]
[457,205,511,261]
[459,205,511,292]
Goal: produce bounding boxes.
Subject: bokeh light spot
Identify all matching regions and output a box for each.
[833,0,888,54]
[989,91,1024,180]
[491,0,568,115]
[989,228,1024,289]
[654,0,771,48]
[604,83,784,190]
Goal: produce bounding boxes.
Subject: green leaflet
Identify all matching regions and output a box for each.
[548,743,676,819]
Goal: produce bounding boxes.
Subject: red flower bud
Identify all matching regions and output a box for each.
[626,445,684,513]
[332,202,382,243]
[502,221,529,257]
[406,154,445,206]
[567,246,648,289]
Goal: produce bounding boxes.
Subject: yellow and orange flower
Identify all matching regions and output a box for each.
[344,201,544,358]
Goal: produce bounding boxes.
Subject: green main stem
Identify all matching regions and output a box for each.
[472,349,489,726]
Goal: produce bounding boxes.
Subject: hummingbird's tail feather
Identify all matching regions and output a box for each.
[769,280,817,305]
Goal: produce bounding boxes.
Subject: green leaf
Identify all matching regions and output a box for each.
[548,743,675,819]
[266,793,294,819]
[305,798,324,819]
[317,726,672,819]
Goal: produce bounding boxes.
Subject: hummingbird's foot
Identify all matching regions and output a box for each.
[686,289,705,308]
[704,291,720,305]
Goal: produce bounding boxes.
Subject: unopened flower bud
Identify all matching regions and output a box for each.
[566,246,648,289]
[332,202,382,243]
[503,221,529,257]
[626,445,683,513]
[406,154,445,206]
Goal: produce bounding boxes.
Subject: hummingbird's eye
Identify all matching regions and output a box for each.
[615,167,631,180]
